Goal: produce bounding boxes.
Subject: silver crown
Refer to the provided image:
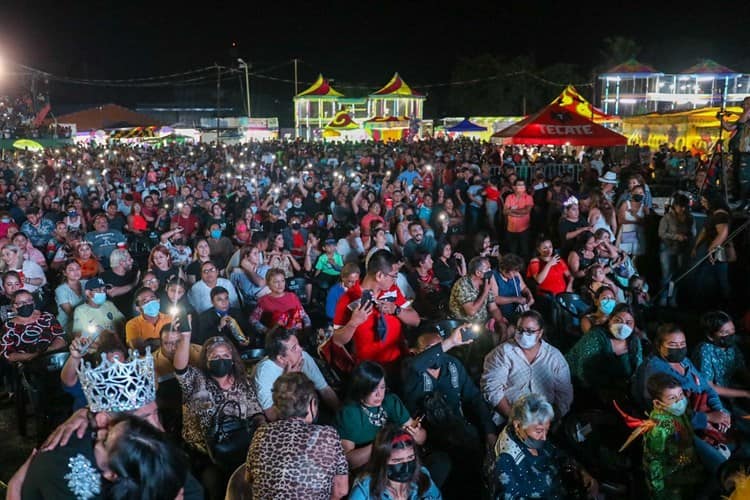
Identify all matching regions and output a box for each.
[78,348,156,413]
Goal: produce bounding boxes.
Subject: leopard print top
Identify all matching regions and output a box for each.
[246,418,349,500]
[176,366,263,452]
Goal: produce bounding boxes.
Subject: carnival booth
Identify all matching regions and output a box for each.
[363,116,413,142]
[368,73,425,119]
[622,106,743,154]
[294,75,344,140]
[323,111,367,141]
[445,118,487,139]
[492,102,627,146]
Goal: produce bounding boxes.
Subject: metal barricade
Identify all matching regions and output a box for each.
[515,164,583,183]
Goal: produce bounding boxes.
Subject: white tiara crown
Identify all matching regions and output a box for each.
[78,349,156,413]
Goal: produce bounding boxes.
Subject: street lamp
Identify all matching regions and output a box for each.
[237,58,251,118]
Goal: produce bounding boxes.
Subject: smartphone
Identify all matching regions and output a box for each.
[79,329,102,355]
[461,324,481,341]
[361,289,373,305]
[483,270,493,281]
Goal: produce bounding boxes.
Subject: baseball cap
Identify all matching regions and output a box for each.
[84,277,107,291]
[269,207,282,216]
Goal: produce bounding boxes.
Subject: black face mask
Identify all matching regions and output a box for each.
[714,335,735,348]
[386,459,416,483]
[207,358,234,378]
[632,194,644,202]
[664,347,688,363]
[16,303,34,318]
[291,223,301,230]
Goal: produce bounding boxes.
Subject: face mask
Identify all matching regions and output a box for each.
[516,331,538,350]
[609,323,633,340]
[207,358,234,378]
[662,397,688,417]
[715,335,735,348]
[293,201,302,208]
[215,308,229,317]
[250,205,258,214]
[599,298,616,315]
[291,222,301,230]
[68,211,78,218]
[523,436,546,450]
[92,292,107,305]
[0,217,9,224]
[142,299,161,317]
[210,197,218,203]
[386,459,416,483]
[318,219,326,227]
[286,201,292,210]
[16,303,34,318]
[632,194,644,202]
[210,229,222,239]
[665,346,687,363]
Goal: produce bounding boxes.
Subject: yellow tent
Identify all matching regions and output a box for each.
[622,106,743,153]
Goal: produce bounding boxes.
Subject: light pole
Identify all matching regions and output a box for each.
[238,58,251,118]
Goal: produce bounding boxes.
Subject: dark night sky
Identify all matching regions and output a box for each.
[2,1,749,124]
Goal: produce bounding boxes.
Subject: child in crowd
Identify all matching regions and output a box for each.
[642,373,705,499]
[314,237,344,290]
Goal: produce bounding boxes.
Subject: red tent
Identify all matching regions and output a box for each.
[492,104,626,146]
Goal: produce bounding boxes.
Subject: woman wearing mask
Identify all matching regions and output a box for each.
[635,323,731,477]
[657,193,693,307]
[489,393,597,499]
[566,304,643,406]
[692,311,750,420]
[349,426,441,500]
[173,332,265,499]
[580,285,618,334]
[0,289,66,363]
[481,310,573,426]
[335,361,426,471]
[206,202,227,232]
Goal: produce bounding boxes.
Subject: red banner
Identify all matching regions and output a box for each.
[33,104,51,127]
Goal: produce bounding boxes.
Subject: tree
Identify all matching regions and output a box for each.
[598,36,641,71]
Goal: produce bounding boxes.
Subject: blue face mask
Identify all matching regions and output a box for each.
[210,229,222,239]
[92,292,107,305]
[663,397,688,417]
[599,298,616,315]
[142,299,161,317]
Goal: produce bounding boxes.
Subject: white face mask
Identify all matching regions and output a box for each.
[516,331,538,350]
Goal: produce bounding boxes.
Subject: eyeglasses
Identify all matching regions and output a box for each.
[386,272,399,279]
[517,327,541,334]
[143,278,158,285]
[202,267,218,274]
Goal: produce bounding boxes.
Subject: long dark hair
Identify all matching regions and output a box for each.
[348,361,385,403]
[103,414,188,500]
[365,426,429,498]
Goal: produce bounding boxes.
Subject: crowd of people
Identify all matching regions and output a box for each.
[1,134,749,499]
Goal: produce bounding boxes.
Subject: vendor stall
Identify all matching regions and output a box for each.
[492,102,627,146]
[294,74,344,140]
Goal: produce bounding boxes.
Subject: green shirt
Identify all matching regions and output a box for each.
[315,253,344,276]
[335,393,411,446]
[643,408,704,500]
[565,326,642,392]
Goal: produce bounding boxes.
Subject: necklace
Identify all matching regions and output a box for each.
[361,404,388,427]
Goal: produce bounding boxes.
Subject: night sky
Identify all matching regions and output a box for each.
[1,0,749,125]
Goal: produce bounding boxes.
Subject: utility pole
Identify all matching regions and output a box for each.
[238,58,251,118]
[215,64,221,146]
[293,58,299,96]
